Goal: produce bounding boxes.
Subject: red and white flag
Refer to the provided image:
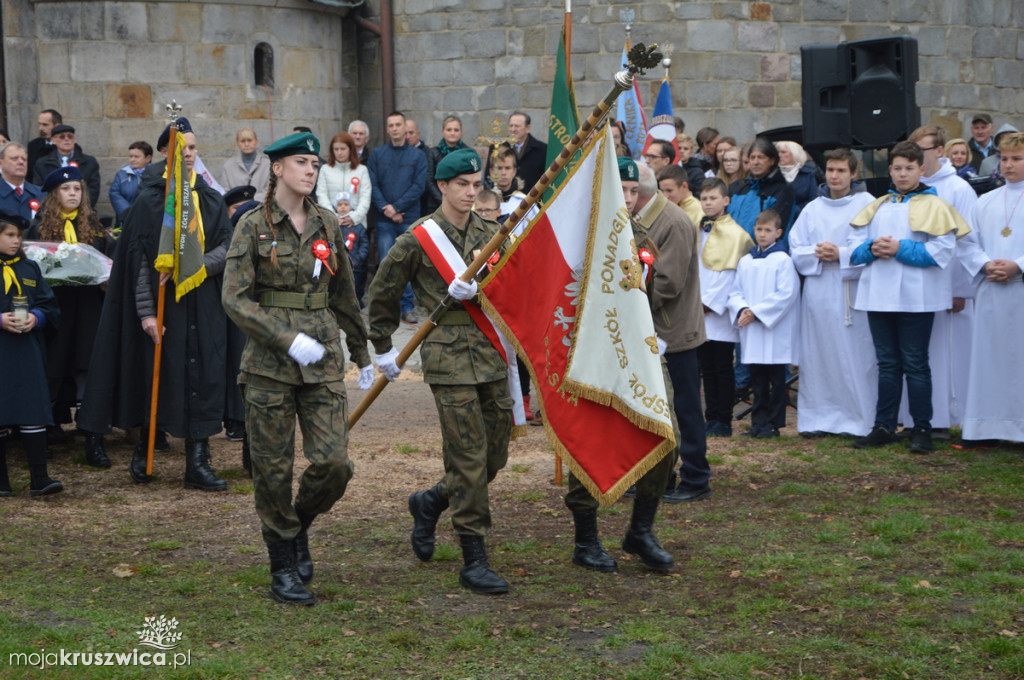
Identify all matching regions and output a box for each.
[481,124,675,505]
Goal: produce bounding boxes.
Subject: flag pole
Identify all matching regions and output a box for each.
[146,126,176,475]
[349,43,663,429]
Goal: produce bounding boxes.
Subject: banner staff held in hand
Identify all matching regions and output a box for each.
[349,42,663,428]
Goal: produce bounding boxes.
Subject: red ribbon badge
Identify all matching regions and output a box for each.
[312,240,335,275]
[638,248,654,266]
[29,200,40,212]
[344,232,356,250]
[68,161,79,168]
[350,177,360,194]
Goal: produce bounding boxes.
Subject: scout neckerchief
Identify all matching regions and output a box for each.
[850,183,971,238]
[2,257,23,295]
[412,218,527,430]
[60,209,79,244]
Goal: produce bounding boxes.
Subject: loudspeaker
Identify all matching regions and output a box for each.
[801,36,920,150]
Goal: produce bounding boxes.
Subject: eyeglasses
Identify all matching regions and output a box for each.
[917,144,939,151]
[643,154,665,162]
[475,207,499,215]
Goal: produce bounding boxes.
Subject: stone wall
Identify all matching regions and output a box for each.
[359,0,1023,151]
[3,0,354,213]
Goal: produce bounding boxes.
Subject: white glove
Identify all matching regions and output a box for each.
[447,271,478,301]
[288,333,326,366]
[358,364,375,390]
[374,348,402,381]
[656,336,667,357]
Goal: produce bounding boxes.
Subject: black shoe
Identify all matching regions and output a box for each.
[705,421,733,437]
[663,484,712,504]
[293,508,316,585]
[740,427,759,438]
[908,427,933,455]
[799,431,828,439]
[267,541,315,605]
[931,428,951,442]
[154,430,171,452]
[895,428,913,441]
[458,535,509,594]
[184,439,227,491]
[622,497,674,569]
[224,420,246,442]
[571,511,617,572]
[952,439,1000,451]
[753,427,780,439]
[129,440,153,484]
[29,476,64,497]
[409,484,448,562]
[84,434,111,468]
[852,424,896,449]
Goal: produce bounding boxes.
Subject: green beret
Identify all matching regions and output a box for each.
[435,148,482,180]
[618,156,638,182]
[264,131,320,161]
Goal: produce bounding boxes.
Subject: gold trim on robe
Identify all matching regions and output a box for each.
[701,214,754,271]
[850,193,971,238]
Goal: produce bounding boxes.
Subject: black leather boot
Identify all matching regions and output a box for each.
[571,510,617,572]
[129,438,153,483]
[267,540,315,605]
[84,433,111,468]
[408,483,449,561]
[184,439,227,491]
[24,429,62,497]
[622,497,674,569]
[0,430,12,497]
[293,507,316,585]
[458,535,508,594]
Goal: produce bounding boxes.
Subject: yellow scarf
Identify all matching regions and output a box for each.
[701,214,754,272]
[60,209,79,243]
[850,193,971,238]
[2,257,22,295]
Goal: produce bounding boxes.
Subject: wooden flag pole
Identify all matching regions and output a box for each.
[145,126,177,475]
[349,43,663,430]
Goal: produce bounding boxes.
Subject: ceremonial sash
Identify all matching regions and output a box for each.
[412,219,527,430]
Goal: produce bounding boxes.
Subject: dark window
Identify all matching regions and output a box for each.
[254,43,274,89]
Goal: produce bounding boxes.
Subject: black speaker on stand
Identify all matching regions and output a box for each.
[802,36,920,150]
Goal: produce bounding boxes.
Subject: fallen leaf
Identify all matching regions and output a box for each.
[998,629,1018,638]
[913,580,932,589]
[112,564,137,578]
[729,570,742,578]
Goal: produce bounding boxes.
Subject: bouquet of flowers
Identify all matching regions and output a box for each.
[23,241,112,287]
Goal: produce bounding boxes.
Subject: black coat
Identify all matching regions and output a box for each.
[0,256,60,427]
[32,144,102,208]
[78,164,231,439]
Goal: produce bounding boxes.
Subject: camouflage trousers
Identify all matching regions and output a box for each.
[565,357,679,512]
[243,374,354,544]
[429,380,513,537]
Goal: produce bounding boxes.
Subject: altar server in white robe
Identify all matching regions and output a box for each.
[789,148,877,437]
[897,126,979,436]
[847,141,968,455]
[956,132,1024,448]
[727,209,800,438]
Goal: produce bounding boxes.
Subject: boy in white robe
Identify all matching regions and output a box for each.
[697,177,754,436]
[897,126,979,438]
[789,148,878,437]
[847,141,968,454]
[956,132,1024,448]
[727,209,800,437]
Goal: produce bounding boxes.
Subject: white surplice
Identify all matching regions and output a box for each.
[727,248,800,365]
[790,190,878,436]
[899,161,978,428]
[959,179,1024,442]
[699,230,740,342]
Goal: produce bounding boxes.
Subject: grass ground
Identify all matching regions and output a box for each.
[1,383,1022,679]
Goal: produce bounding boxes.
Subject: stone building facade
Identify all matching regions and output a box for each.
[2,0,1022,213]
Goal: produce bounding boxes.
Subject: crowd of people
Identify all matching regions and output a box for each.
[0,104,1021,604]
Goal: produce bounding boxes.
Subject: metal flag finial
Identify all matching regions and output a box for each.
[165,100,183,120]
[619,8,635,36]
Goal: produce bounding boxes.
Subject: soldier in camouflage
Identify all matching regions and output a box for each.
[367,148,514,595]
[563,157,680,574]
[222,132,373,606]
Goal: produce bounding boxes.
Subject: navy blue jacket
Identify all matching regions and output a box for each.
[728,167,796,246]
[367,142,427,228]
[0,180,43,224]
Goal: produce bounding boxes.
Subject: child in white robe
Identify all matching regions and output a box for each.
[727,209,800,438]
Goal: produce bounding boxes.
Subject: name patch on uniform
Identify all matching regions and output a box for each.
[23,278,37,287]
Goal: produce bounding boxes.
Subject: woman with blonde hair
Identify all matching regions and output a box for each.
[716,145,745,191]
[944,138,977,180]
[221,126,271,201]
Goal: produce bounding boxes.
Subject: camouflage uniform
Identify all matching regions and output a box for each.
[222,198,370,543]
[565,218,679,512]
[367,208,513,537]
